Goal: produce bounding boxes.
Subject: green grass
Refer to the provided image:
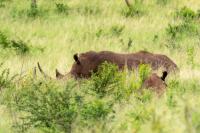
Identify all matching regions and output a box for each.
[0,0,200,132]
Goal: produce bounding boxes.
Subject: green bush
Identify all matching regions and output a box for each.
[27,4,39,18]
[138,64,151,84]
[166,6,200,42]
[110,25,125,37]
[166,22,198,39]
[81,100,112,122]
[0,31,43,55]
[0,31,30,54]
[2,64,199,132]
[10,40,30,55]
[119,38,134,51]
[127,38,133,49]
[89,62,150,101]
[11,1,47,19]
[0,31,10,48]
[95,28,104,38]
[90,62,123,98]
[175,6,197,21]
[55,3,69,15]
[10,79,78,133]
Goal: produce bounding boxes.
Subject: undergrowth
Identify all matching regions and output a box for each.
[0,31,44,56]
[0,62,155,133]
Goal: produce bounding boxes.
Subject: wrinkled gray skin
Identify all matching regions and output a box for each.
[55,50,179,79]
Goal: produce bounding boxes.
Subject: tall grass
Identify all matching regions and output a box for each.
[0,0,200,132]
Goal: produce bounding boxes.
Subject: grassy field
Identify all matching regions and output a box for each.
[1,0,200,133]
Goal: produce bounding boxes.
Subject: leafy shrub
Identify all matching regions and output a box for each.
[3,64,199,133]
[27,2,39,18]
[175,6,197,21]
[89,62,150,101]
[11,8,47,19]
[153,35,159,42]
[1,62,156,132]
[95,28,104,38]
[167,79,184,97]
[90,62,123,98]
[81,100,112,122]
[138,64,151,84]
[119,38,134,51]
[11,79,78,133]
[10,40,30,54]
[122,0,146,17]
[166,22,198,39]
[110,25,125,37]
[0,32,29,55]
[55,3,69,15]
[0,31,30,55]
[166,6,200,43]
[11,1,47,19]
[0,31,43,55]
[0,31,10,48]
[127,38,133,49]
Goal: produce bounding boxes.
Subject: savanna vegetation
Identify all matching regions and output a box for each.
[0,0,200,133]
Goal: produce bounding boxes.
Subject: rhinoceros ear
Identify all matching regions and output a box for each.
[161,71,168,81]
[73,53,81,65]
